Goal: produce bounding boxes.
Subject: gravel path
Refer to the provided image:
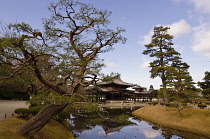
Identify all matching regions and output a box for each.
[0,100,28,121]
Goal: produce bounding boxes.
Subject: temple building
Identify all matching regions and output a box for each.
[132,85,153,102]
[86,78,154,102]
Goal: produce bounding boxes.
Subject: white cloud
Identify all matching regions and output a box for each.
[104,62,118,68]
[168,19,191,38]
[138,19,191,45]
[138,29,153,45]
[192,23,210,57]
[172,0,210,58]
[140,57,150,69]
[172,44,185,54]
[97,130,105,135]
[174,0,210,14]
[189,0,210,14]
[142,128,161,138]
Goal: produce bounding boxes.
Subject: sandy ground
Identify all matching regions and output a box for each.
[0,100,28,121]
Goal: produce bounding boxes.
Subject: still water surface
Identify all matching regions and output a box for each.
[69,107,204,139]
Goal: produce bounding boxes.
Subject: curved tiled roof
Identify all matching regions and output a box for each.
[96,78,135,87]
[132,85,146,89]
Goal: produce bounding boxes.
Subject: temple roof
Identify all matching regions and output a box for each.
[96,78,135,87]
[132,85,146,89]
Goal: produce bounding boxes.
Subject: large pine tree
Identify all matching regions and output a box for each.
[0,0,126,137]
[198,71,210,97]
[143,26,180,103]
[143,26,195,104]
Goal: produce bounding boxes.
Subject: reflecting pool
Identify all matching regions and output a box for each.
[69,107,205,139]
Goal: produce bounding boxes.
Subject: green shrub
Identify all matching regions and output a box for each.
[29,106,43,115]
[14,108,31,118]
[169,102,187,107]
[55,111,70,120]
[160,103,165,106]
[198,104,207,109]
[182,103,187,107]
[205,101,210,105]
[152,101,158,106]
[165,104,170,107]
[169,102,177,107]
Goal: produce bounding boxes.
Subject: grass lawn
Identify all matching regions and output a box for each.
[132,105,210,137]
[0,117,74,139]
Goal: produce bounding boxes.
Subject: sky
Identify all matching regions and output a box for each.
[1,0,210,89]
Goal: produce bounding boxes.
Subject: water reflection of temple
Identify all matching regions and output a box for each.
[86,78,154,102]
[71,107,139,136]
[102,124,133,135]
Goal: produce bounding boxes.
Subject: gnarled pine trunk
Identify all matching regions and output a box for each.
[19,103,68,138]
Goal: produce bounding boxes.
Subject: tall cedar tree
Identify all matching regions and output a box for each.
[0,0,126,137]
[142,26,181,104]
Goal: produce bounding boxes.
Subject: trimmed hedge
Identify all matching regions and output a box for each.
[151,101,158,106]
[14,106,43,118]
[198,104,207,109]
[14,108,31,118]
